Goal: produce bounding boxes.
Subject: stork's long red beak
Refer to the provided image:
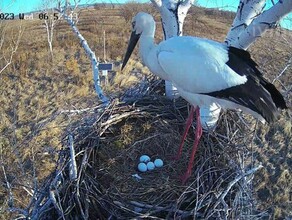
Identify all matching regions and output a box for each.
[122,31,141,70]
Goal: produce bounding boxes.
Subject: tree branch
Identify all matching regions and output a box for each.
[272,56,291,83]
[229,1,292,49]
[225,0,266,45]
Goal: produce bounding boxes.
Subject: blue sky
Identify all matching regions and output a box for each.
[1,0,291,29]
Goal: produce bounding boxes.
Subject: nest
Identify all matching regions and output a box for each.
[28,79,264,219]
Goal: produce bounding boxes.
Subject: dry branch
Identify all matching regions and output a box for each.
[68,134,77,180]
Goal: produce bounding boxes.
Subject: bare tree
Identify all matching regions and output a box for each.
[40,0,60,61]
[0,21,23,75]
[120,0,143,22]
[56,0,108,104]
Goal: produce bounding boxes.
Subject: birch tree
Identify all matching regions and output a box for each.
[56,0,108,105]
[40,0,60,61]
[225,0,292,49]
[120,1,144,23]
[0,18,23,75]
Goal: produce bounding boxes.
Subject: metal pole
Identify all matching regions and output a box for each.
[103,30,106,61]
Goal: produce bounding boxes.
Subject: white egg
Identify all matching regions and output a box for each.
[139,155,150,163]
[154,159,163,168]
[147,162,155,171]
[138,163,147,172]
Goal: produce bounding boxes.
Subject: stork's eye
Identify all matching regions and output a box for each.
[132,21,136,29]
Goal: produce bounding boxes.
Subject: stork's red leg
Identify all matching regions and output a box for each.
[174,106,195,160]
[181,106,203,184]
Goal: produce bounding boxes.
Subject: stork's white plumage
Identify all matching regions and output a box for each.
[122,12,287,183]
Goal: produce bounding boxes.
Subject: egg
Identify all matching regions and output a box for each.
[139,155,150,163]
[147,162,155,171]
[154,159,163,168]
[138,163,147,172]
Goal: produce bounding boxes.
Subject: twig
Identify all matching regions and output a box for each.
[272,56,291,83]
[60,105,103,115]
[99,110,145,135]
[49,190,65,219]
[131,134,159,148]
[75,149,90,220]
[68,134,78,180]
[207,164,263,218]
[130,201,192,216]
[31,198,52,220]
[0,145,28,217]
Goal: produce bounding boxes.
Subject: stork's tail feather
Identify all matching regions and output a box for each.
[204,79,287,123]
[219,46,288,123]
[261,81,287,109]
[252,87,279,123]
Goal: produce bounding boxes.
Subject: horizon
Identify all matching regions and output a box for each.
[0,0,291,30]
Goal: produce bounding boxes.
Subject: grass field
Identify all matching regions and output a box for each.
[0,3,291,219]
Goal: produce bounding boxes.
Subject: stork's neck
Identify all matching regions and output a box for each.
[139,26,156,65]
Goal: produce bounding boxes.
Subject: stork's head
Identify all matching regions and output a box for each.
[131,12,155,35]
[122,12,155,70]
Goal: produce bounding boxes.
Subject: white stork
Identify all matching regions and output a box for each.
[122,12,287,183]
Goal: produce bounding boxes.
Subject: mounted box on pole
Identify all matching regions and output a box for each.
[99,63,113,85]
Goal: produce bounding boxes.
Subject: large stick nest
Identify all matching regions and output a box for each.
[28,79,264,219]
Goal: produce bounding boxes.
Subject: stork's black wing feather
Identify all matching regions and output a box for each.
[202,47,287,123]
[227,47,287,110]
